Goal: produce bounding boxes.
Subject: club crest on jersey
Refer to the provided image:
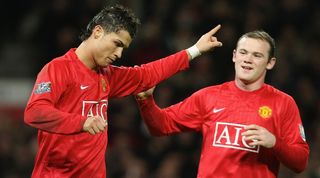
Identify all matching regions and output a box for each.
[258,106,272,119]
[213,122,260,153]
[299,124,306,141]
[34,82,52,94]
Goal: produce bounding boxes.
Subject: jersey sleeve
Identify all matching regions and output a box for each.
[136,90,205,136]
[24,61,86,134]
[108,50,189,97]
[272,96,309,173]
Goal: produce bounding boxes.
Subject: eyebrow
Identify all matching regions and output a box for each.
[239,49,264,56]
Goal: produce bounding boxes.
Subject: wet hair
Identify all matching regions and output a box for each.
[237,30,276,60]
[79,4,140,41]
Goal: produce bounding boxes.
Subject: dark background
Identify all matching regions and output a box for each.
[0,0,319,177]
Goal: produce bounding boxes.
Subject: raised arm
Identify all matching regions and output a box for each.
[108,25,223,97]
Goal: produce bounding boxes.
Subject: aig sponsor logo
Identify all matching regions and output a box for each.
[213,122,260,153]
[82,100,108,120]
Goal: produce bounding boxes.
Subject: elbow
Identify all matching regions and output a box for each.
[24,107,33,126]
[292,165,307,174]
[288,151,309,173]
[292,158,309,173]
[145,122,176,137]
[24,104,40,126]
[143,121,167,136]
[295,148,310,173]
[148,128,176,137]
[148,129,167,137]
[145,125,170,137]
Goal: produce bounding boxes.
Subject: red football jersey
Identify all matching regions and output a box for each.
[24,48,189,178]
[138,81,309,178]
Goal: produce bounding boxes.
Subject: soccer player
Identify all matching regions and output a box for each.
[24,4,223,178]
[135,30,309,178]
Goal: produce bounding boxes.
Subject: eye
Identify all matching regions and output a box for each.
[114,40,124,47]
[114,41,121,47]
[253,53,263,58]
[239,50,246,55]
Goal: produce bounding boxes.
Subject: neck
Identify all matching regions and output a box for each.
[75,42,98,71]
[234,78,265,91]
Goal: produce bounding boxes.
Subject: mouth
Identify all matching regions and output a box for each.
[107,57,115,63]
[241,65,253,71]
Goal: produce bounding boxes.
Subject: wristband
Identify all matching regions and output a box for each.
[187,45,201,59]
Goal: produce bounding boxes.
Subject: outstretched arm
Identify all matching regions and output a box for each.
[109,25,223,97]
[135,87,204,136]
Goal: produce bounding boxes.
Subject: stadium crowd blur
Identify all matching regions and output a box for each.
[0,0,319,177]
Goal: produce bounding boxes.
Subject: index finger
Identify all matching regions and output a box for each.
[207,24,221,36]
[244,124,261,130]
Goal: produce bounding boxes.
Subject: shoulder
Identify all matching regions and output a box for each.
[52,49,79,68]
[40,51,76,77]
[50,51,75,68]
[198,82,232,93]
[192,82,228,98]
[264,84,296,104]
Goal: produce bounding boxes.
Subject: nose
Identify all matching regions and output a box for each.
[244,54,253,63]
[114,48,123,59]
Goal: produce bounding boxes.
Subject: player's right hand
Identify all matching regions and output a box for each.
[83,116,107,135]
[195,24,223,54]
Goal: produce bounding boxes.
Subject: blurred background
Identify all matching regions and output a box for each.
[0,0,319,177]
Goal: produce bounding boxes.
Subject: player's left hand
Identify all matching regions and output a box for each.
[135,86,156,100]
[242,124,276,148]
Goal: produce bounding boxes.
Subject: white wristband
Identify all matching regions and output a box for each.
[186,45,201,59]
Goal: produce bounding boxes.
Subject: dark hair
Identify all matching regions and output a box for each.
[237,30,275,60]
[80,4,140,41]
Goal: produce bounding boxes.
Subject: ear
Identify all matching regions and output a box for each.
[232,49,236,62]
[266,57,276,70]
[92,25,104,39]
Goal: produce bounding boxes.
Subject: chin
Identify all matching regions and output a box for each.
[237,73,252,80]
[101,62,111,67]
[238,76,253,84]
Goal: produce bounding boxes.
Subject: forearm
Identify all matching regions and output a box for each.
[136,96,180,136]
[24,101,86,134]
[272,99,310,173]
[109,50,190,97]
[272,138,309,173]
[136,50,190,91]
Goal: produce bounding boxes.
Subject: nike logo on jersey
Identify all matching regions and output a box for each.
[213,107,225,113]
[80,85,89,90]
